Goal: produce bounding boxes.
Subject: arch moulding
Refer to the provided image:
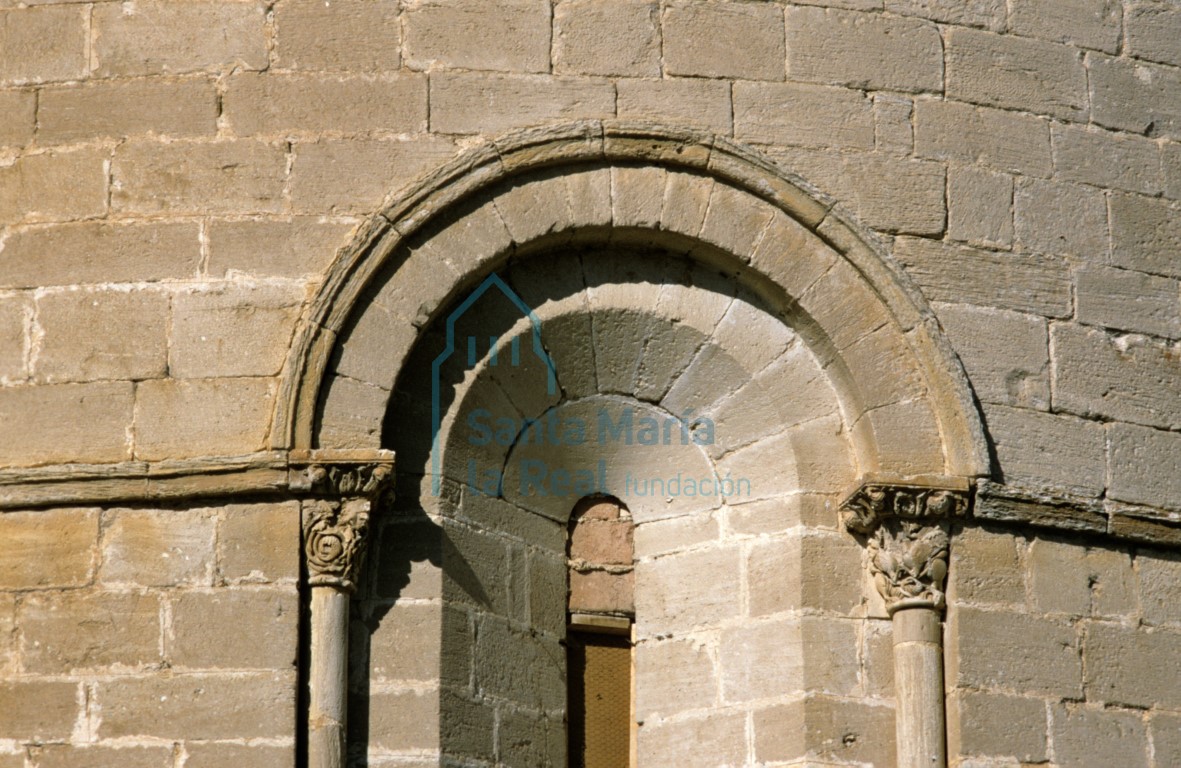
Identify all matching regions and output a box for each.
[272,119,990,483]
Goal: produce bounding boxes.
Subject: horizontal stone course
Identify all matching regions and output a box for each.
[1075,265,1181,338]
[1053,324,1181,430]
[223,73,428,136]
[0,382,133,466]
[1089,54,1181,140]
[274,0,400,71]
[894,237,1072,318]
[1008,0,1121,53]
[553,0,660,77]
[91,0,268,77]
[1014,176,1108,259]
[429,73,615,134]
[0,221,202,288]
[404,0,551,74]
[914,99,1052,177]
[734,82,875,149]
[1126,1,1181,67]
[0,507,98,589]
[0,5,87,85]
[946,27,1088,120]
[662,0,785,80]
[39,78,218,143]
[0,89,35,146]
[112,140,287,215]
[786,7,942,93]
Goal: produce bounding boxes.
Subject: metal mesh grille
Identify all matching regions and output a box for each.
[568,632,632,768]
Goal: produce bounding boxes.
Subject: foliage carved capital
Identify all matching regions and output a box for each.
[289,450,394,592]
[841,480,971,614]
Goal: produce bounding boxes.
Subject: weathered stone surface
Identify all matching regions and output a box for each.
[894,237,1071,317]
[0,383,133,466]
[290,136,458,214]
[21,591,161,672]
[0,508,97,589]
[635,546,741,637]
[639,711,746,767]
[0,294,26,382]
[1110,193,1181,279]
[754,695,896,766]
[169,589,297,669]
[182,743,293,768]
[983,405,1107,496]
[112,140,287,215]
[39,79,218,143]
[734,82,875,149]
[473,617,563,710]
[663,0,784,80]
[0,680,78,741]
[35,287,169,383]
[92,1,268,77]
[430,73,615,134]
[405,0,550,73]
[1009,0,1121,53]
[1109,422,1181,509]
[914,99,1052,177]
[0,6,87,85]
[748,531,862,616]
[1053,324,1181,430]
[554,0,659,76]
[786,7,942,92]
[948,607,1082,697]
[1090,55,1181,140]
[274,0,400,71]
[1076,265,1181,338]
[224,72,427,136]
[0,221,201,288]
[634,636,717,719]
[947,691,1047,762]
[946,27,1088,120]
[35,745,174,768]
[219,502,300,582]
[935,302,1049,408]
[1085,622,1181,709]
[723,617,859,700]
[1027,537,1134,617]
[1014,176,1108,259]
[205,217,351,278]
[873,93,914,155]
[616,78,731,133]
[843,153,945,235]
[0,88,35,146]
[134,377,275,460]
[1151,711,1181,767]
[101,508,215,587]
[1138,551,1181,626]
[1126,1,1181,67]
[947,525,1025,606]
[1053,124,1164,196]
[96,671,295,739]
[884,0,1006,30]
[0,149,108,226]
[368,602,442,682]
[948,164,1014,248]
[170,283,304,378]
[1167,141,1181,201]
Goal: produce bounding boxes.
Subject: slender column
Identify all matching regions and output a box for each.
[291,452,394,768]
[843,482,971,768]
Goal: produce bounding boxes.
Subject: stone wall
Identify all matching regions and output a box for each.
[0,503,299,767]
[2,1,1180,766]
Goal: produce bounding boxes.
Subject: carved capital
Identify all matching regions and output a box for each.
[289,450,395,592]
[867,519,950,612]
[303,498,373,591]
[841,480,971,614]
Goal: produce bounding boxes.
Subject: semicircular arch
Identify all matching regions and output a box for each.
[273,120,989,481]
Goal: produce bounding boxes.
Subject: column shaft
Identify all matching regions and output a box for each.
[892,606,946,768]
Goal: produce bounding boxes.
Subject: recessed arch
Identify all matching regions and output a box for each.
[272,120,990,482]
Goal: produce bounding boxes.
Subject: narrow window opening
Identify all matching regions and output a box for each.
[567,496,635,768]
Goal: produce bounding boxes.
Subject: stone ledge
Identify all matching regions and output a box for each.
[0,449,394,510]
